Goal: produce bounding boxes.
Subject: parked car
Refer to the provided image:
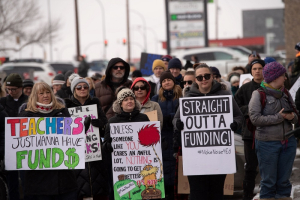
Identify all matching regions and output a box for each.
[172,47,249,76]
[49,62,76,75]
[87,60,108,77]
[0,62,56,85]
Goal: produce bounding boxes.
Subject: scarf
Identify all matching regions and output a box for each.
[163,90,174,100]
[260,81,284,99]
[175,74,183,83]
[36,102,53,114]
[151,74,161,95]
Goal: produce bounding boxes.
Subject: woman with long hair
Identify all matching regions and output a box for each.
[151,71,182,200]
[173,63,243,200]
[64,74,109,200]
[18,82,77,199]
[85,77,96,98]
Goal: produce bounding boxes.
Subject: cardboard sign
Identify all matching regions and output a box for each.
[68,104,102,162]
[239,73,253,86]
[179,95,236,176]
[140,53,164,76]
[110,121,165,200]
[177,156,234,195]
[5,117,85,170]
[289,76,300,101]
[144,110,158,121]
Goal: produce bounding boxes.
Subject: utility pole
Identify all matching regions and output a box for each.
[215,0,218,40]
[74,0,81,60]
[204,0,209,47]
[165,0,170,54]
[126,0,131,63]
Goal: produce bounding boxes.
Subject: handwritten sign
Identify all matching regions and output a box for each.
[140,53,163,76]
[239,73,253,86]
[289,76,300,101]
[179,95,236,176]
[110,121,165,200]
[5,117,85,170]
[68,104,102,162]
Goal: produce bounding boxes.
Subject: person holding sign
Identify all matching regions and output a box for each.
[173,63,243,200]
[151,71,182,200]
[18,82,78,199]
[65,74,109,199]
[131,77,163,129]
[249,62,298,200]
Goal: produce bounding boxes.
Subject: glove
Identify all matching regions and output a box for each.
[176,119,184,131]
[91,119,101,127]
[230,122,238,132]
[84,115,91,133]
[103,137,113,152]
[161,137,168,150]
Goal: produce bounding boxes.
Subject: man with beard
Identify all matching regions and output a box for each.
[234,59,265,200]
[94,57,132,120]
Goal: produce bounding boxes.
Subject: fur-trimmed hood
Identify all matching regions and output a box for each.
[112,99,142,114]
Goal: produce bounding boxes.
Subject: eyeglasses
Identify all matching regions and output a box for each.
[6,87,19,92]
[196,74,211,81]
[133,85,147,91]
[112,66,125,70]
[76,85,89,90]
[183,80,193,85]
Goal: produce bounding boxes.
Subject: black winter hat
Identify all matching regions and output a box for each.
[53,74,65,85]
[250,59,265,75]
[168,58,182,70]
[64,70,74,81]
[132,70,142,78]
[295,42,300,51]
[6,73,23,87]
[23,79,34,88]
[160,71,176,85]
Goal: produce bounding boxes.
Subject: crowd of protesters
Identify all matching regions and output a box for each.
[0,43,300,200]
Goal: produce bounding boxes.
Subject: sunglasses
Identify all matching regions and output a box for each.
[133,85,147,91]
[196,74,211,81]
[183,80,193,85]
[112,66,125,70]
[76,85,89,90]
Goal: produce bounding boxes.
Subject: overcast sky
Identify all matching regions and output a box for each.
[2,0,284,62]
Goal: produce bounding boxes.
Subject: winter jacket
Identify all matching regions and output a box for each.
[173,81,243,152]
[65,96,109,198]
[0,104,8,160]
[151,90,180,188]
[18,108,78,196]
[56,84,72,100]
[295,87,300,112]
[249,88,298,141]
[78,59,90,78]
[94,58,132,120]
[175,74,184,89]
[0,93,28,117]
[234,79,261,140]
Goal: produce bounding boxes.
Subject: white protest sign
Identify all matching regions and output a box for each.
[289,76,300,101]
[180,95,236,176]
[239,73,253,86]
[5,117,85,170]
[68,104,102,162]
[110,121,165,200]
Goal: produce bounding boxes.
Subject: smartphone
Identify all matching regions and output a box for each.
[252,51,257,58]
[282,109,293,113]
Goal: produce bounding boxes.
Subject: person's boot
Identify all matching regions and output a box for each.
[243,180,255,200]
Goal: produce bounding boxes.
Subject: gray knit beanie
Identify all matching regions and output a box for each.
[70,74,89,93]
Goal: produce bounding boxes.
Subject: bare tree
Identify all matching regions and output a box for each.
[0,0,60,52]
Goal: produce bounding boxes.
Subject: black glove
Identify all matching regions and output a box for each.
[230,122,238,132]
[161,137,168,150]
[91,119,101,127]
[84,115,91,133]
[103,137,113,152]
[176,119,184,131]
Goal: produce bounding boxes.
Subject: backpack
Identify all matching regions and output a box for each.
[246,87,300,148]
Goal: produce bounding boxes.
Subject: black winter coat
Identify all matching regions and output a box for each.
[295,87,300,113]
[0,94,28,117]
[56,84,72,100]
[18,108,78,196]
[234,79,261,140]
[0,104,8,160]
[65,96,110,198]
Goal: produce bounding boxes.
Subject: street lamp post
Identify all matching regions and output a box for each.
[130,10,147,52]
[95,0,106,59]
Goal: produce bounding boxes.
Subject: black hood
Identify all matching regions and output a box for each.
[105,57,130,85]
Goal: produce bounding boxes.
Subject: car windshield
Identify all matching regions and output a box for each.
[90,60,108,71]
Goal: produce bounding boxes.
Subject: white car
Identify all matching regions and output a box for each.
[172,47,249,76]
[0,62,56,85]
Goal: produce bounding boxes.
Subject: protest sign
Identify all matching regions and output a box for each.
[239,73,253,86]
[289,76,300,101]
[5,117,85,170]
[140,53,163,76]
[179,95,236,176]
[68,104,102,162]
[110,121,165,200]
[144,110,158,121]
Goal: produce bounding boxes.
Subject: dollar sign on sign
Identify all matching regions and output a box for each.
[64,148,79,169]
